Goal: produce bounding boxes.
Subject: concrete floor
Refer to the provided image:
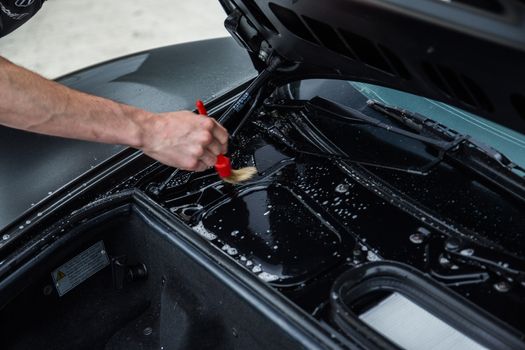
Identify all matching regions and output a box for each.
[0,0,229,78]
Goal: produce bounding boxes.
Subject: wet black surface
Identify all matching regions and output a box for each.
[138,96,525,335]
[201,184,345,285]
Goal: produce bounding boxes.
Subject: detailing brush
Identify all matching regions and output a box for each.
[196,100,257,184]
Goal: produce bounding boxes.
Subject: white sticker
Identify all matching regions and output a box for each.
[52,241,110,297]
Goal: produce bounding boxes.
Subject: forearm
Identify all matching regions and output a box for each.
[0,56,149,148]
[0,56,229,171]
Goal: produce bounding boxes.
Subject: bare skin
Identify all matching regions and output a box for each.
[0,56,228,172]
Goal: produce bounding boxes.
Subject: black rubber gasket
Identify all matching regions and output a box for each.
[329,261,525,350]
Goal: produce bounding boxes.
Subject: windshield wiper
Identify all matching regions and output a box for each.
[264,96,525,200]
[366,99,525,202]
[307,97,466,152]
[367,99,525,177]
[263,97,466,174]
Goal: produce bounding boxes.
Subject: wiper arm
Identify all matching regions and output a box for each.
[307,96,466,154]
[366,99,426,133]
[366,99,525,202]
[367,99,525,176]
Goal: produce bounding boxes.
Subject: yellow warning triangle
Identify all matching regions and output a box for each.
[56,270,66,281]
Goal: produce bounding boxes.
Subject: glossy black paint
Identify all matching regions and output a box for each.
[0,37,256,230]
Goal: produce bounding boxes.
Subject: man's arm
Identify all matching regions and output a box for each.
[0,56,228,171]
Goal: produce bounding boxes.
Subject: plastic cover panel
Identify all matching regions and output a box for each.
[230,0,525,134]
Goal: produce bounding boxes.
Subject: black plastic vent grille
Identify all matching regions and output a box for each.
[422,62,493,112]
[301,16,356,59]
[268,3,316,43]
[378,44,412,80]
[338,28,393,74]
[511,94,525,121]
[243,0,279,33]
[268,3,410,79]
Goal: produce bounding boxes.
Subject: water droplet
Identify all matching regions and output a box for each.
[409,233,424,244]
[445,238,460,251]
[460,248,474,256]
[335,183,349,193]
[258,272,279,282]
[493,281,510,293]
[367,251,381,261]
[191,222,216,241]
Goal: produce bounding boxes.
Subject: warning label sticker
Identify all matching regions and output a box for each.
[52,241,110,297]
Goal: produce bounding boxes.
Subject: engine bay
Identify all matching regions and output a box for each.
[0,82,524,349]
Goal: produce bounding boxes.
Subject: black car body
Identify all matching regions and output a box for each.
[1,0,525,349]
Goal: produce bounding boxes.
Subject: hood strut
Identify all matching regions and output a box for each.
[222,55,283,138]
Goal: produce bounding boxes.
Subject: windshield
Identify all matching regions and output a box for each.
[288,79,525,169]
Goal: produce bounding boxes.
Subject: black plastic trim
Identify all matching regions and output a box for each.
[330,261,525,350]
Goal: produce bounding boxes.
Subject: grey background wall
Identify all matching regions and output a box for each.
[0,0,229,78]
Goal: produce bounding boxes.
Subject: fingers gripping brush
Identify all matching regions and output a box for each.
[196,100,257,184]
[150,56,281,195]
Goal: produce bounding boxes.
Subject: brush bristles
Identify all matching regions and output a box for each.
[222,166,257,184]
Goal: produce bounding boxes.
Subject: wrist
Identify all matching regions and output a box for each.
[124,106,157,150]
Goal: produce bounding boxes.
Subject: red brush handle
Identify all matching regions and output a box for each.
[196,99,208,116]
[196,100,231,178]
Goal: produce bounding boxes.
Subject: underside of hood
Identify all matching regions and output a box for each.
[219,0,525,135]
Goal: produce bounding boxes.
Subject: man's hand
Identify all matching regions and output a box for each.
[140,111,228,172]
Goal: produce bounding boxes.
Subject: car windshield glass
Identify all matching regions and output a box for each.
[288,79,525,169]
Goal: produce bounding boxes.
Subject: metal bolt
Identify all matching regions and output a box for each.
[2,234,9,241]
[494,281,510,293]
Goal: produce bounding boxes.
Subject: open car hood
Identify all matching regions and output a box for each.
[220,0,525,135]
